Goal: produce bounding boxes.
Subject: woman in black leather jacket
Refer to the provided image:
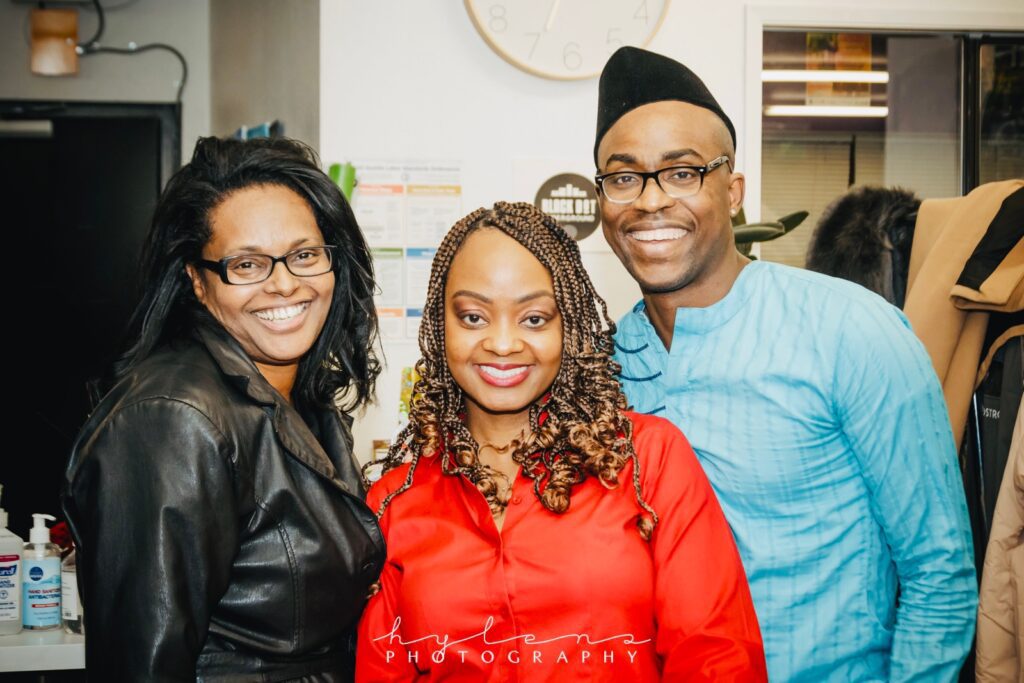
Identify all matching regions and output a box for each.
[63,136,385,682]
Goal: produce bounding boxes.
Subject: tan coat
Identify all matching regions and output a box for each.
[976,401,1024,683]
[904,179,1024,449]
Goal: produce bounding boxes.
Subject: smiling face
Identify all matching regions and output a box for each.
[597,100,744,296]
[444,228,563,424]
[186,183,335,380]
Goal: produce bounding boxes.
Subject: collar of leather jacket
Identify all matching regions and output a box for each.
[192,321,356,495]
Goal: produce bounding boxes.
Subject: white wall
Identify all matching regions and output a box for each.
[0,0,210,159]
[320,0,1024,462]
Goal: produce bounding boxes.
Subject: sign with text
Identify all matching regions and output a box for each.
[534,173,600,242]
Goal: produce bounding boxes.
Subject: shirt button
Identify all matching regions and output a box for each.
[511,496,522,505]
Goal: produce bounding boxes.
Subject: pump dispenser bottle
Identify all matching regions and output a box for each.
[61,543,82,634]
[0,485,23,635]
[22,513,61,630]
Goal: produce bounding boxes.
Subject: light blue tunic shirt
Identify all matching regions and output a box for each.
[614,260,976,683]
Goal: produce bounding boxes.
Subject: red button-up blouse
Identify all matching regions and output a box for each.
[356,411,766,682]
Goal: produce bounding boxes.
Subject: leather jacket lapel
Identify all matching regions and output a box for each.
[194,324,277,406]
[193,324,352,493]
[271,406,353,494]
[305,406,366,498]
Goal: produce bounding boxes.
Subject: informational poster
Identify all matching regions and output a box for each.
[405,308,423,340]
[405,163,463,245]
[371,248,403,306]
[350,162,462,339]
[377,308,404,340]
[351,162,405,245]
[371,248,404,339]
[404,248,436,305]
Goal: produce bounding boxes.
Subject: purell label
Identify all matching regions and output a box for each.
[61,570,78,619]
[22,557,60,628]
[0,554,19,622]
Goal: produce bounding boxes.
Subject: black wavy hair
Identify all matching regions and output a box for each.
[115,136,380,411]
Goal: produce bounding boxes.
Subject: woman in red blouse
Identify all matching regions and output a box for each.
[356,202,765,682]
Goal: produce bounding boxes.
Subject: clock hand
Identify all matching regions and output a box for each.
[544,0,561,31]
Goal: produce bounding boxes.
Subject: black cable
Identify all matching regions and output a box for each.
[93,0,140,10]
[77,0,105,49]
[80,43,188,103]
[22,0,188,103]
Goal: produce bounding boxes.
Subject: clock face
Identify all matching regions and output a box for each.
[465,0,669,80]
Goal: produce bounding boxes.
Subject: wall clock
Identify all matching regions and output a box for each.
[465,0,670,80]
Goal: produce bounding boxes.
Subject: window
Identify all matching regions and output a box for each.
[759,30,1023,268]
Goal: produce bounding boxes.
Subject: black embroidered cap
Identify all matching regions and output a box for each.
[594,46,737,166]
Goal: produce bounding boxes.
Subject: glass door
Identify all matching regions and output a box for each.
[758,30,1022,268]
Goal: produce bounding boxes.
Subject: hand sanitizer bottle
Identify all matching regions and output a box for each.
[61,545,83,635]
[0,486,23,635]
[22,513,61,630]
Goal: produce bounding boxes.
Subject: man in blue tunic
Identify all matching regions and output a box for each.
[595,46,977,682]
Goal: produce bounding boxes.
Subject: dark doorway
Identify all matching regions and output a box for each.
[0,101,179,541]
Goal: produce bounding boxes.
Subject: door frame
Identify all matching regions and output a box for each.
[0,100,181,189]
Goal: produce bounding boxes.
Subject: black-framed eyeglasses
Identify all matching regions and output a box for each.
[196,245,336,285]
[595,155,732,204]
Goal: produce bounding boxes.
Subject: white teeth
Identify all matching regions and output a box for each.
[631,228,688,242]
[254,302,309,322]
[479,365,528,379]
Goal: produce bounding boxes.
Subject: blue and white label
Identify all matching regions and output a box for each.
[0,554,19,622]
[22,557,60,629]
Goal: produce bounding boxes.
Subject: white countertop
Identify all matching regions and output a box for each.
[0,629,85,671]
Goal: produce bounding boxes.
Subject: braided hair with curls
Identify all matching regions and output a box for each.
[367,201,657,539]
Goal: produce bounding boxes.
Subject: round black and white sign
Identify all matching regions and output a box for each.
[534,173,600,241]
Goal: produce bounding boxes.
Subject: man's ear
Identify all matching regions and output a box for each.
[728,171,746,216]
[185,263,207,305]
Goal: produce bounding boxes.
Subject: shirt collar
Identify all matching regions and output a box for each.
[630,260,764,338]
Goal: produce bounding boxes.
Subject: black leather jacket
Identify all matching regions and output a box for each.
[62,322,386,682]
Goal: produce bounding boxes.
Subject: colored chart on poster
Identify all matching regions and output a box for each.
[371,248,404,307]
[406,308,423,340]
[351,162,405,245]
[377,308,404,340]
[406,162,463,245]
[405,248,436,314]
